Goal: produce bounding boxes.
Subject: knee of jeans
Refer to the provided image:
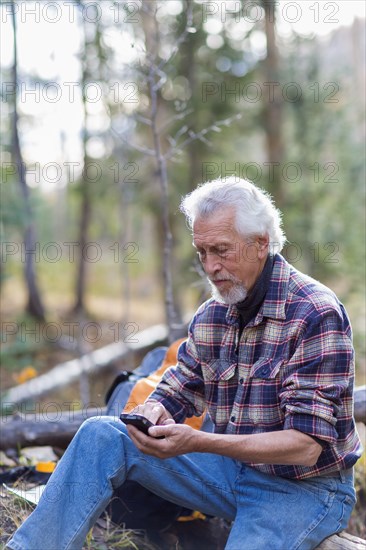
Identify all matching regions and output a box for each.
[78,415,122,440]
[73,416,132,463]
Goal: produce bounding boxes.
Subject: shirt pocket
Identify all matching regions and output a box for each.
[249,357,283,379]
[202,359,237,408]
[204,358,237,381]
[247,357,284,426]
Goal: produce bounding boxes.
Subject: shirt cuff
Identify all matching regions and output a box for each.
[283,412,338,446]
[307,434,328,449]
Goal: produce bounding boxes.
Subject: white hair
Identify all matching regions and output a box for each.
[180,177,286,254]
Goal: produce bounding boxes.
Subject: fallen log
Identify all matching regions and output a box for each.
[2,324,168,407]
[1,386,365,452]
[0,407,109,451]
[316,531,366,549]
[354,385,366,424]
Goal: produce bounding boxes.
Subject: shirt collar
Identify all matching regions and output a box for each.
[226,254,290,326]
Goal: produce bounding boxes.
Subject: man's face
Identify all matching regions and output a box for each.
[192,207,268,305]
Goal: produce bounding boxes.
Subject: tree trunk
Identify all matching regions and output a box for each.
[73,12,93,314]
[10,0,45,321]
[141,0,182,342]
[73,151,91,313]
[183,0,200,189]
[262,0,285,207]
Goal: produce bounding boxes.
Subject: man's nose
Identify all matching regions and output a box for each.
[204,253,222,276]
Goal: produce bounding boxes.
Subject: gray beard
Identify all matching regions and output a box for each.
[208,280,248,305]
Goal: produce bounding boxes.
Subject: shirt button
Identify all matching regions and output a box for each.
[230,416,236,422]
[239,378,244,384]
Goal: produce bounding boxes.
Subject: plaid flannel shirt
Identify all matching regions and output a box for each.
[150,254,362,479]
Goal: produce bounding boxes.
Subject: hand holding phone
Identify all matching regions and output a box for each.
[120,413,165,439]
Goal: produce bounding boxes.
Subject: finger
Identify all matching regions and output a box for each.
[148,424,175,438]
[148,403,168,424]
[126,424,141,445]
[162,418,175,425]
[129,404,145,415]
[126,402,139,413]
[127,427,152,453]
[128,424,165,450]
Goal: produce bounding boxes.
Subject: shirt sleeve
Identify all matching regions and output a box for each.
[148,320,206,423]
[279,304,355,447]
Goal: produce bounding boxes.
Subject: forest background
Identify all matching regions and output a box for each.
[0,0,365,542]
[0,0,365,434]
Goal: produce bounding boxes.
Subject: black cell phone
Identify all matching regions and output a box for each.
[120,413,164,438]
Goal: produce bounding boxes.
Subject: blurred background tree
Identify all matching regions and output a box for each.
[1,0,365,378]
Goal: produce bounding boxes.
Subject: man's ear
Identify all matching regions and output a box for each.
[257,235,269,258]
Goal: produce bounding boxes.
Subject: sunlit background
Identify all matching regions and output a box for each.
[1,1,365,187]
[1,0,365,385]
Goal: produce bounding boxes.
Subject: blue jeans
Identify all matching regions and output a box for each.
[7,416,356,550]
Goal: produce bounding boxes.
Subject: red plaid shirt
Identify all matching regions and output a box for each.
[150,254,362,479]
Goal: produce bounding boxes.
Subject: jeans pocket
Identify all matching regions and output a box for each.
[297,476,338,505]
[336,494,356,531]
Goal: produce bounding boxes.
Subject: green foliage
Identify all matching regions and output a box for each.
[0,178,26,240]
[278,33,365,288]
[1,0,364,363]
[0,310,48,372]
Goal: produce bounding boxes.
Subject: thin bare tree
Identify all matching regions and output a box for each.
[73,1,101,314]
[109,1,240,341]
[10,0,45,320]
[262,0,285,206]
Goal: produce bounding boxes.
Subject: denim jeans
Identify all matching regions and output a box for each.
[7,416,356,550]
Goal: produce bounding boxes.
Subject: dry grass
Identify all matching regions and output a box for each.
[0,488,158,550]
[0,486,32,546]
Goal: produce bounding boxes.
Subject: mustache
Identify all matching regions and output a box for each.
[209,273,240,284]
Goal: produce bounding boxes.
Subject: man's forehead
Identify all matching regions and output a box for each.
[193,208,236,231]
[192,214,239,246]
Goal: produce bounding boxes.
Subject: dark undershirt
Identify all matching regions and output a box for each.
[235,253,274,338]
[235,254,327,450]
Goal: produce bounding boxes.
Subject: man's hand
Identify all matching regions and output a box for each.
[126,400,201,458]
[128,400,175,426]
[127,422,199,459]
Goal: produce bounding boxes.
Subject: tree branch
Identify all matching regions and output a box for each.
[164,114,242,161]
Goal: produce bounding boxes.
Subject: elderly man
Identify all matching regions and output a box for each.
[7,178,362,550]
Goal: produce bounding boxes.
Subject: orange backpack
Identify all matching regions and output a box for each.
[124,338,205,430]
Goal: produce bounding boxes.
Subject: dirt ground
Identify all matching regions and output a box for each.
[0,485,231,550]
